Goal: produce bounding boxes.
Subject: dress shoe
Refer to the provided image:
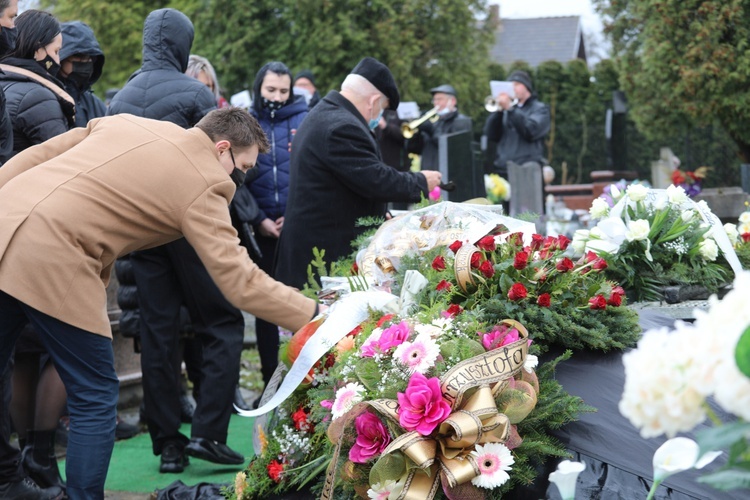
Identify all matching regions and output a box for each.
[0,477,64,499]
[22,451,66,491]
[160,442,189,473]
[233,385,251,413]
[185,437,244,465]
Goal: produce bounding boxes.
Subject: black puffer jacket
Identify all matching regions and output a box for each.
[0,78,11,165]
[107,8,216,127]
[109,8,215,338]
[0,57,75,157]
[59,21,107,127]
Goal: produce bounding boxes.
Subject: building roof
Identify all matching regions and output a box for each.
[490,16,586,68]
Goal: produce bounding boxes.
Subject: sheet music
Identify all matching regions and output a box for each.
[490,80,515,99]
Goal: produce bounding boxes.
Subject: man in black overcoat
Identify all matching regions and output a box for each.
[274,57,442,289]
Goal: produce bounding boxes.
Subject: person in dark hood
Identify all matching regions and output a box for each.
[0,0,18,165]
[109,8,248,475]
[58,21,105,127]
[293,69,320,109]
[238,61,308,399]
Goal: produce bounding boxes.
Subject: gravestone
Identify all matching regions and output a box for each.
[742,164,750,194]
[437,130,483,202]
[508,161,543,217]
[650,147,677,188]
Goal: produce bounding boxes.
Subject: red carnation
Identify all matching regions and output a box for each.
[588,295,607,310]
[431,255,446,271]
[448,240,463,254]
[377,313,396,327]
[530,234,545,251]
[476,235,496,252]
[446,304,463,317]
[537,293,551,307]
[436,279,452,291]
[267,459,284,483]
[350,262,359,275]
[292,407,313,432]
[479,259,495,278]
[513,251,529,270]
[470,252,482,269]
[508,283,528,301]
[556,257,574,272]
[557,235,571,251]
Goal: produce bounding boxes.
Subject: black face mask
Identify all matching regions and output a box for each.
[228,148,246,187]
[261,97,285,112]
[66,60,94,89]
[0,27,17,57]
[37,53,60,77]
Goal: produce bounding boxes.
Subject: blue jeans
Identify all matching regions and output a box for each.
[0,290,118,500]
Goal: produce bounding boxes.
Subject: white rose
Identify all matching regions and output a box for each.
[724,223,739,245]
[625,219,650,242]
[739,211,750,224]
[699,237,719,261]
[653,195,668,211]
[681,210,695,223]
[626,183,648,202]
[666,184,688,205]
[589,197,610,220]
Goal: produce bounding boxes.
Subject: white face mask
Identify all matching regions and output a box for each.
[437,107,452,116]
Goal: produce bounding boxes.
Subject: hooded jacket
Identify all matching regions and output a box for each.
[244,91,308,224]
[59,21,106,127]
[107,8,216,127]
[0,57,75,158]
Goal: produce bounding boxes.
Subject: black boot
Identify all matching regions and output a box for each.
[23,430,66,491]
[233,385,250,413]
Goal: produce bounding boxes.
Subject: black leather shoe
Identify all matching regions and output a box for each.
[0,477,64,500]
[185,437,244,465]
[160,442,189,473]
[22,451,66,491]
[233,385,251,413]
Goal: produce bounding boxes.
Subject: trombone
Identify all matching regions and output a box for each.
[401,107,440,139]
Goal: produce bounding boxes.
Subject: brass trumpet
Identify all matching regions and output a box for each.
[401,107,440,139]
[485,95,518,113]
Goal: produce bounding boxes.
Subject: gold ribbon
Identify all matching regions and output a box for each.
[454,244,479,293]
[323,320,529,499]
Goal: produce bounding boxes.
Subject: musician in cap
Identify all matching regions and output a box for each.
[409,84,472,171]
[274,57,442,289]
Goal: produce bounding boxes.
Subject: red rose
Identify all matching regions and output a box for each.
[507,232,524,247]
[350,262,359,275]
[557,235,571,251]
[607,293,622,307]
[556,257,574,272]
[377,313,396,327]
[476,235,496,252]
[592,258,608,271]
[446,304,463,317]
[267,459,284,483]
[742,232,750,243]
[584,251,598,263]
[508,283,528,301]
[470,252,482,269]
[588,295,607,310]
[513,251,529,270]
[530,234,545,251]
[292,407,313,432]
[431,255,446,271]
[479,259,495,278]
[537,293,551,307]
[436,279,452,291]
[448,240,463,254]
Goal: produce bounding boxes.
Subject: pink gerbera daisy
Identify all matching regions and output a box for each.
[392,333,439,374]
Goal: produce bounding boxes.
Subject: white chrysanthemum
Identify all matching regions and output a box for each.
[698,237,719,261]
[414,322,444,339]
[739,211,750,224]
[724,223,739,245]
[331,382,365,420]
[625,219,650,242]
[470,442,514,489]
[367,478,404,500]
[619,327,708,438]
[523,354,538,373]
[393,333,439,374]
[431,316,453,331]
[666,184,688,205]
[589,197,610,220]
[627,183,649,202]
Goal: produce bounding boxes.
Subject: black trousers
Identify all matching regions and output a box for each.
[131,238,244,454]
[254,234,281,387]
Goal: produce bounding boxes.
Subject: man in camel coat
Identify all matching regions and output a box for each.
[0,107,318,499]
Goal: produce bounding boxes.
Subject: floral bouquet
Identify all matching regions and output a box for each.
[597,179,650,208]
[671,166,709,198]
[575,184,736,302]
[484,173,511,204]
[619,271,750,494]
[724,204,750,270]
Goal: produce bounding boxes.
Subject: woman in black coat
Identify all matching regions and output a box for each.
[0,9,71,495]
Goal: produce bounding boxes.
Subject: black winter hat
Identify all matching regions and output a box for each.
[294,69,315,87]
[351,57,400,110]
[430,84,457,97]
[508,70,533,92]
